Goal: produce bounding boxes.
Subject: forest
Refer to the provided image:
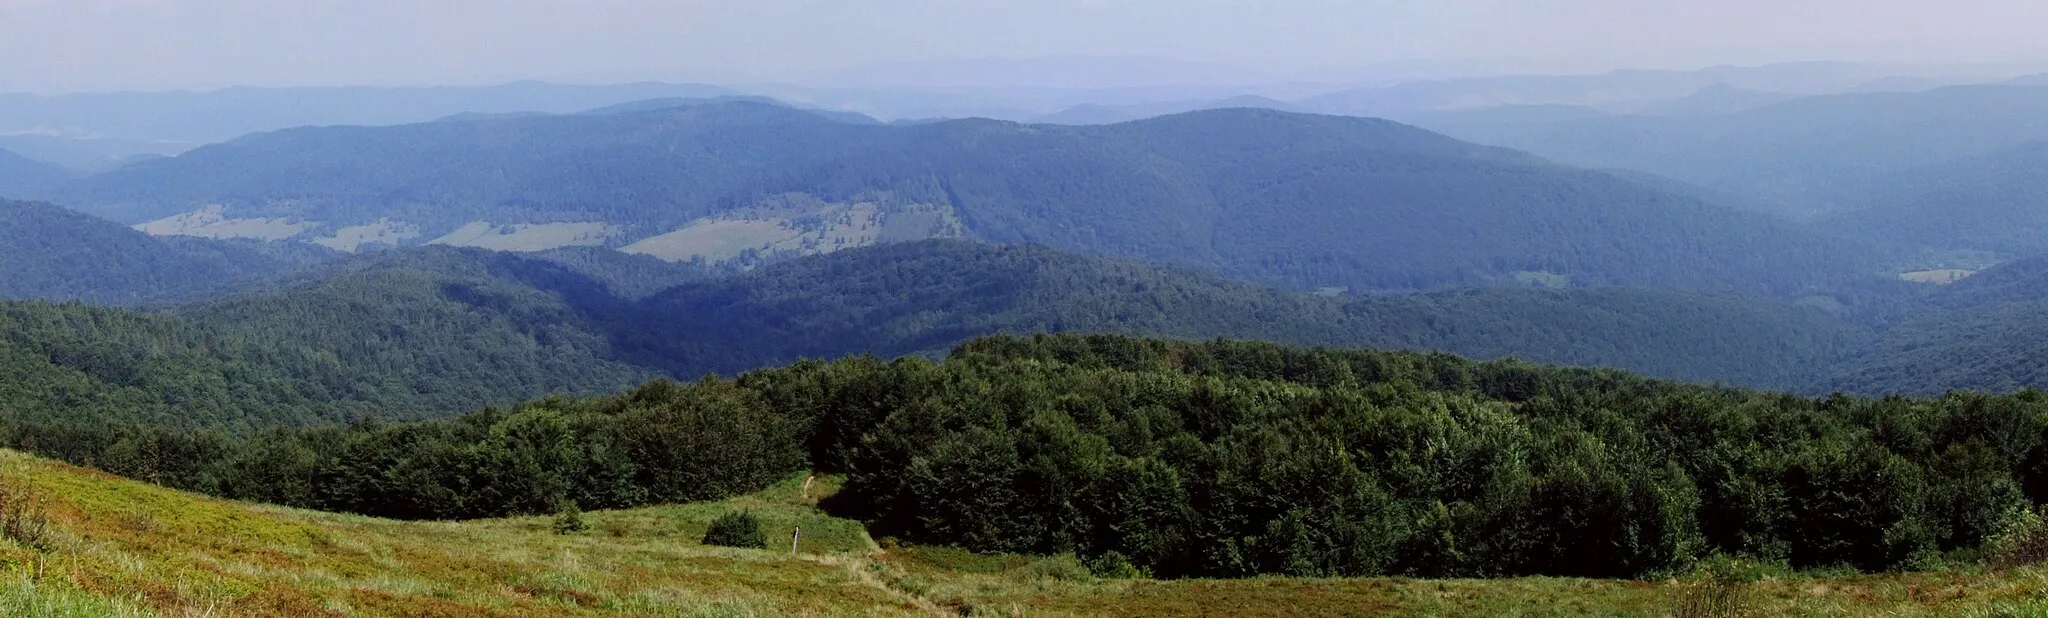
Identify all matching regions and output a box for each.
[9,333,2047,581]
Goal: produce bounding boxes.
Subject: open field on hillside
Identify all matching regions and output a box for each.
[1900,269,1979,284]
[8,449,2048,617]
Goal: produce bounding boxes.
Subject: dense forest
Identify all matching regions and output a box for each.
[13,334,2047,581]
[49,102,1896,296]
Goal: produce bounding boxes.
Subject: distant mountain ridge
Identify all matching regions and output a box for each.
[0,148,75,199]
[1411,84,2048,218]
[51,102,1892,297]
[0,81,742,145]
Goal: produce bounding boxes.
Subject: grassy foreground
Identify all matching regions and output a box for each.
[6,449,2048,617]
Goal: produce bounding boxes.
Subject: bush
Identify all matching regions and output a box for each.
[1086,551,1148,579]
[1987,506,2048,570]
[551,501,587,535]
[703,511,768,549]
[1014,553,1093,582]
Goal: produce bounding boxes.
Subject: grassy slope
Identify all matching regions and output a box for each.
[6,449,2048,617]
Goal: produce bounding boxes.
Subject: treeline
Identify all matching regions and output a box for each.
[9,333,2048,581]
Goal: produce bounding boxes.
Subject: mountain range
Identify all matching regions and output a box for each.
[45,101,1894,297]
[1411,84,2048,220]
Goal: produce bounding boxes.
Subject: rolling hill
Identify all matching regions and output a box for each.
[0,239,1874,443]
[0,199,332,305]
[52,102,1892,296]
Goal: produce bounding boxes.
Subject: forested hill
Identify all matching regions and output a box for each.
[0,239,1874,438]
[624,240,1866,389]
[52,102,1891,296]
[1822,255,2048,395]
[0,148,74,199]
[0,199,333,305]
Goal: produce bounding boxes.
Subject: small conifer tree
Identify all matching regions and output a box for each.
[552,501,588,535]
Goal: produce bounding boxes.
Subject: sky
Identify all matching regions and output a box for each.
[2,0,2046,93]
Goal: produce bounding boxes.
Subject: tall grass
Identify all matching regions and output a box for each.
[0,577,157,618]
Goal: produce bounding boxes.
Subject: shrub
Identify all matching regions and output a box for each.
[1987,506,2048,570]
[1087,551,1148,579]
[551,501,587,535]
[703,511,768,549]
[1014,553,1093,582]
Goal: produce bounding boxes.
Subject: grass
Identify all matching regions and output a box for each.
[13,447,2048,617]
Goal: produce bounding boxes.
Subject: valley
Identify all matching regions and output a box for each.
[7,42,2048,617]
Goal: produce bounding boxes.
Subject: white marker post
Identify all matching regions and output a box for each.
[792,526,802,555]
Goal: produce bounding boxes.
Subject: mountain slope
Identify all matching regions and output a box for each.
[0,148,74,199]
[56,103,1890,296]
[1828,141,2048,255]
[1413,84,2048,217]
[0,199,332,304]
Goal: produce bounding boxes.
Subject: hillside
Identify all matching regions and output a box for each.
[1828,141,2048,255]
[0,149,74,200]
[0,199,331,305]
[0,246,710,432]
[8,449,2038,617]
[53,103,1891,296]
[18,335,2048,590]
[1412,84,2048,218]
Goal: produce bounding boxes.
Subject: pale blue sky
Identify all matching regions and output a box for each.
[2,0,2045,93]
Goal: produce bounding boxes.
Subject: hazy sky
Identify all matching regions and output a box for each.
[2,0,2046,93]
